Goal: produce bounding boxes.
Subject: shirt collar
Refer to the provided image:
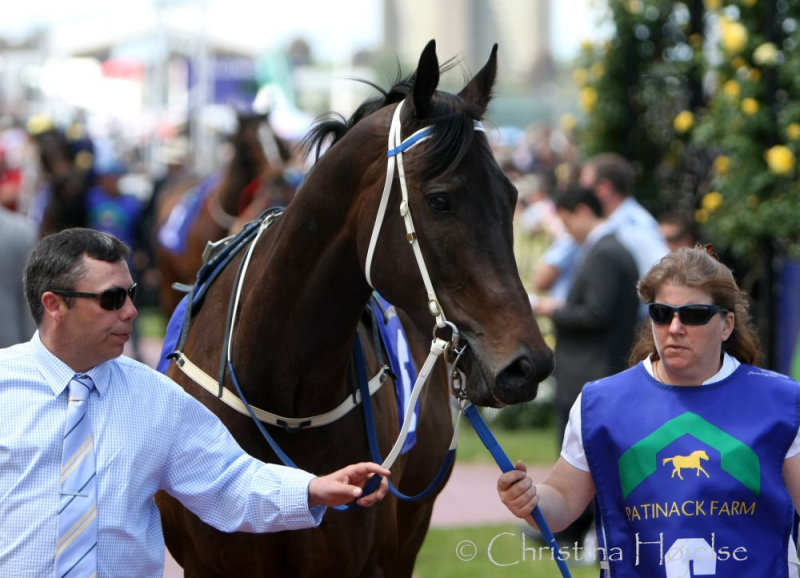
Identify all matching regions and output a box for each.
[608,197,640,222]
[644,352,740,384]
[31,331,111,397]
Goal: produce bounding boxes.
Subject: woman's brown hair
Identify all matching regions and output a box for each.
[629,245,762,366]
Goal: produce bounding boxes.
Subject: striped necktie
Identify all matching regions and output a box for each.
[56,374,98,578]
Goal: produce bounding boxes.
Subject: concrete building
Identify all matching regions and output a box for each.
[383,0,553,87]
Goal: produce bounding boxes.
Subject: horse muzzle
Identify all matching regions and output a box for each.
[456,340,554,408]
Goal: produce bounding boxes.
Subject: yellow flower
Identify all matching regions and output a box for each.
[673,110,694,133]
[580,87,598,112]
[720,17,748,55]
[695,208,709,224]
[713,155,730,175]
[732,57,746,70]
[749,68,761,82]
[572,68,589,86]
[704,0,721,10]
[560,113,577,132]
[753,42,779,66]
[722,80,741,99]
[590,62,605,80]
[742,0,756,6]
[580,41,595,53]
[627,0,643,15]
[702,191,724,212]
[742,98,759,115]
[765,145,796,175]
[786,123,800,141]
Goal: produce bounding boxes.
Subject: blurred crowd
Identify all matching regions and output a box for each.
[0,110,698,364]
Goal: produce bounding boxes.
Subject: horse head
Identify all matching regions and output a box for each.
[351,41,554,407]
[217,111,293,217]
[33,127,93,234]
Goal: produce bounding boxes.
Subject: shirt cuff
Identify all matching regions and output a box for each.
[273,466,326,530]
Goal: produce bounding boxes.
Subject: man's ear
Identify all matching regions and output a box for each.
[41,291,64,322]
[575,203,592,218]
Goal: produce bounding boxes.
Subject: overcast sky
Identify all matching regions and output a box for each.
[1,0,607,62]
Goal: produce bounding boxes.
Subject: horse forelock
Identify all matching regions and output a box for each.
[303,79,484,180]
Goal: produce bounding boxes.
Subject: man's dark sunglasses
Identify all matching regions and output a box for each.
[51,283,137,311]
[648,303,729,326]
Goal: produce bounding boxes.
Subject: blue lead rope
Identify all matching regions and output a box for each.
[461,403,573,578]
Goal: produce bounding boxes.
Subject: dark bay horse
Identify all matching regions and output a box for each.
[30,126,94,236]
[153,111,293,317]
[157,40,554,577]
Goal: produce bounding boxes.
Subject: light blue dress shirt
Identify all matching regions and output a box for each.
[0,333,324,577]
[606,196,669,278]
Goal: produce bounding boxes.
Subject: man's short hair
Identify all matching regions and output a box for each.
[586,153,634,197]
[24,228,130,324]
[554,185,603,218]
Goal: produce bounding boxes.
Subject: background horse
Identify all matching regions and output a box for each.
[29,126,94,236]
[153,111,293,317]
[157,40,554,577]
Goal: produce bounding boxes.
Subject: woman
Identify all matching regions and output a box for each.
[498,246,800,576]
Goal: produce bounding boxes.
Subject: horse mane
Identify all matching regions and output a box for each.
[303,62,487,180]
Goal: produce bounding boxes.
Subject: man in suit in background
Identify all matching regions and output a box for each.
[532,185,640,550]
[0,206,36,347]
[535,185,640,437]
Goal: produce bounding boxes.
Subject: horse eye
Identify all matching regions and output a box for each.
[426,193,451,213]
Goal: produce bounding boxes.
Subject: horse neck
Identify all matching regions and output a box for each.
[230,141,387,410]
[215,142,266,217]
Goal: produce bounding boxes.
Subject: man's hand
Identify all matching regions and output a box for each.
[533,297,564,318]
[308,462,391,508]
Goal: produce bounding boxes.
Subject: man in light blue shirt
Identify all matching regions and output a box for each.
[580,153,668,279]
[0,228,389,577]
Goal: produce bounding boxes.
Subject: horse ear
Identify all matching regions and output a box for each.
[458,44,498,117]
[410,40,440,118]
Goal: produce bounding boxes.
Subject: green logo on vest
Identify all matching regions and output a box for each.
[618,412,760,498]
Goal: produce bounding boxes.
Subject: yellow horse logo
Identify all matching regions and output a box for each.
[662,450,710,480]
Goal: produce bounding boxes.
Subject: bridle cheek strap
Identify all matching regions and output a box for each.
[363,100,485,329]
[363,100,443,325]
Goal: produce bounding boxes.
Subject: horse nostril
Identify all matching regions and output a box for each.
[495,349,554,405]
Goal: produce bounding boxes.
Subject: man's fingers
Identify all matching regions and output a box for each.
[346,462,391,483]
[355,477,389,506]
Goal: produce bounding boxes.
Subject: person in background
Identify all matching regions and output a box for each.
[0,206,37,347]
[498,245,800,576]
[0,227,390,576]
[0,146,23,211]
[533,153,668,304]
[86,142,143,252]
[580,153,668,279]
[658,210,699,253]
[532,185,640,551]
[534,185,640,445]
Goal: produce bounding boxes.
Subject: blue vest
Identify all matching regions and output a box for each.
[582,363,800,577]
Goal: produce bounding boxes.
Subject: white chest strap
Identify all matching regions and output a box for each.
[172,350,390,429]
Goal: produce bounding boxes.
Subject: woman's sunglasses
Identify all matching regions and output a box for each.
[51,283,138,311]
[648,303,729,326]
